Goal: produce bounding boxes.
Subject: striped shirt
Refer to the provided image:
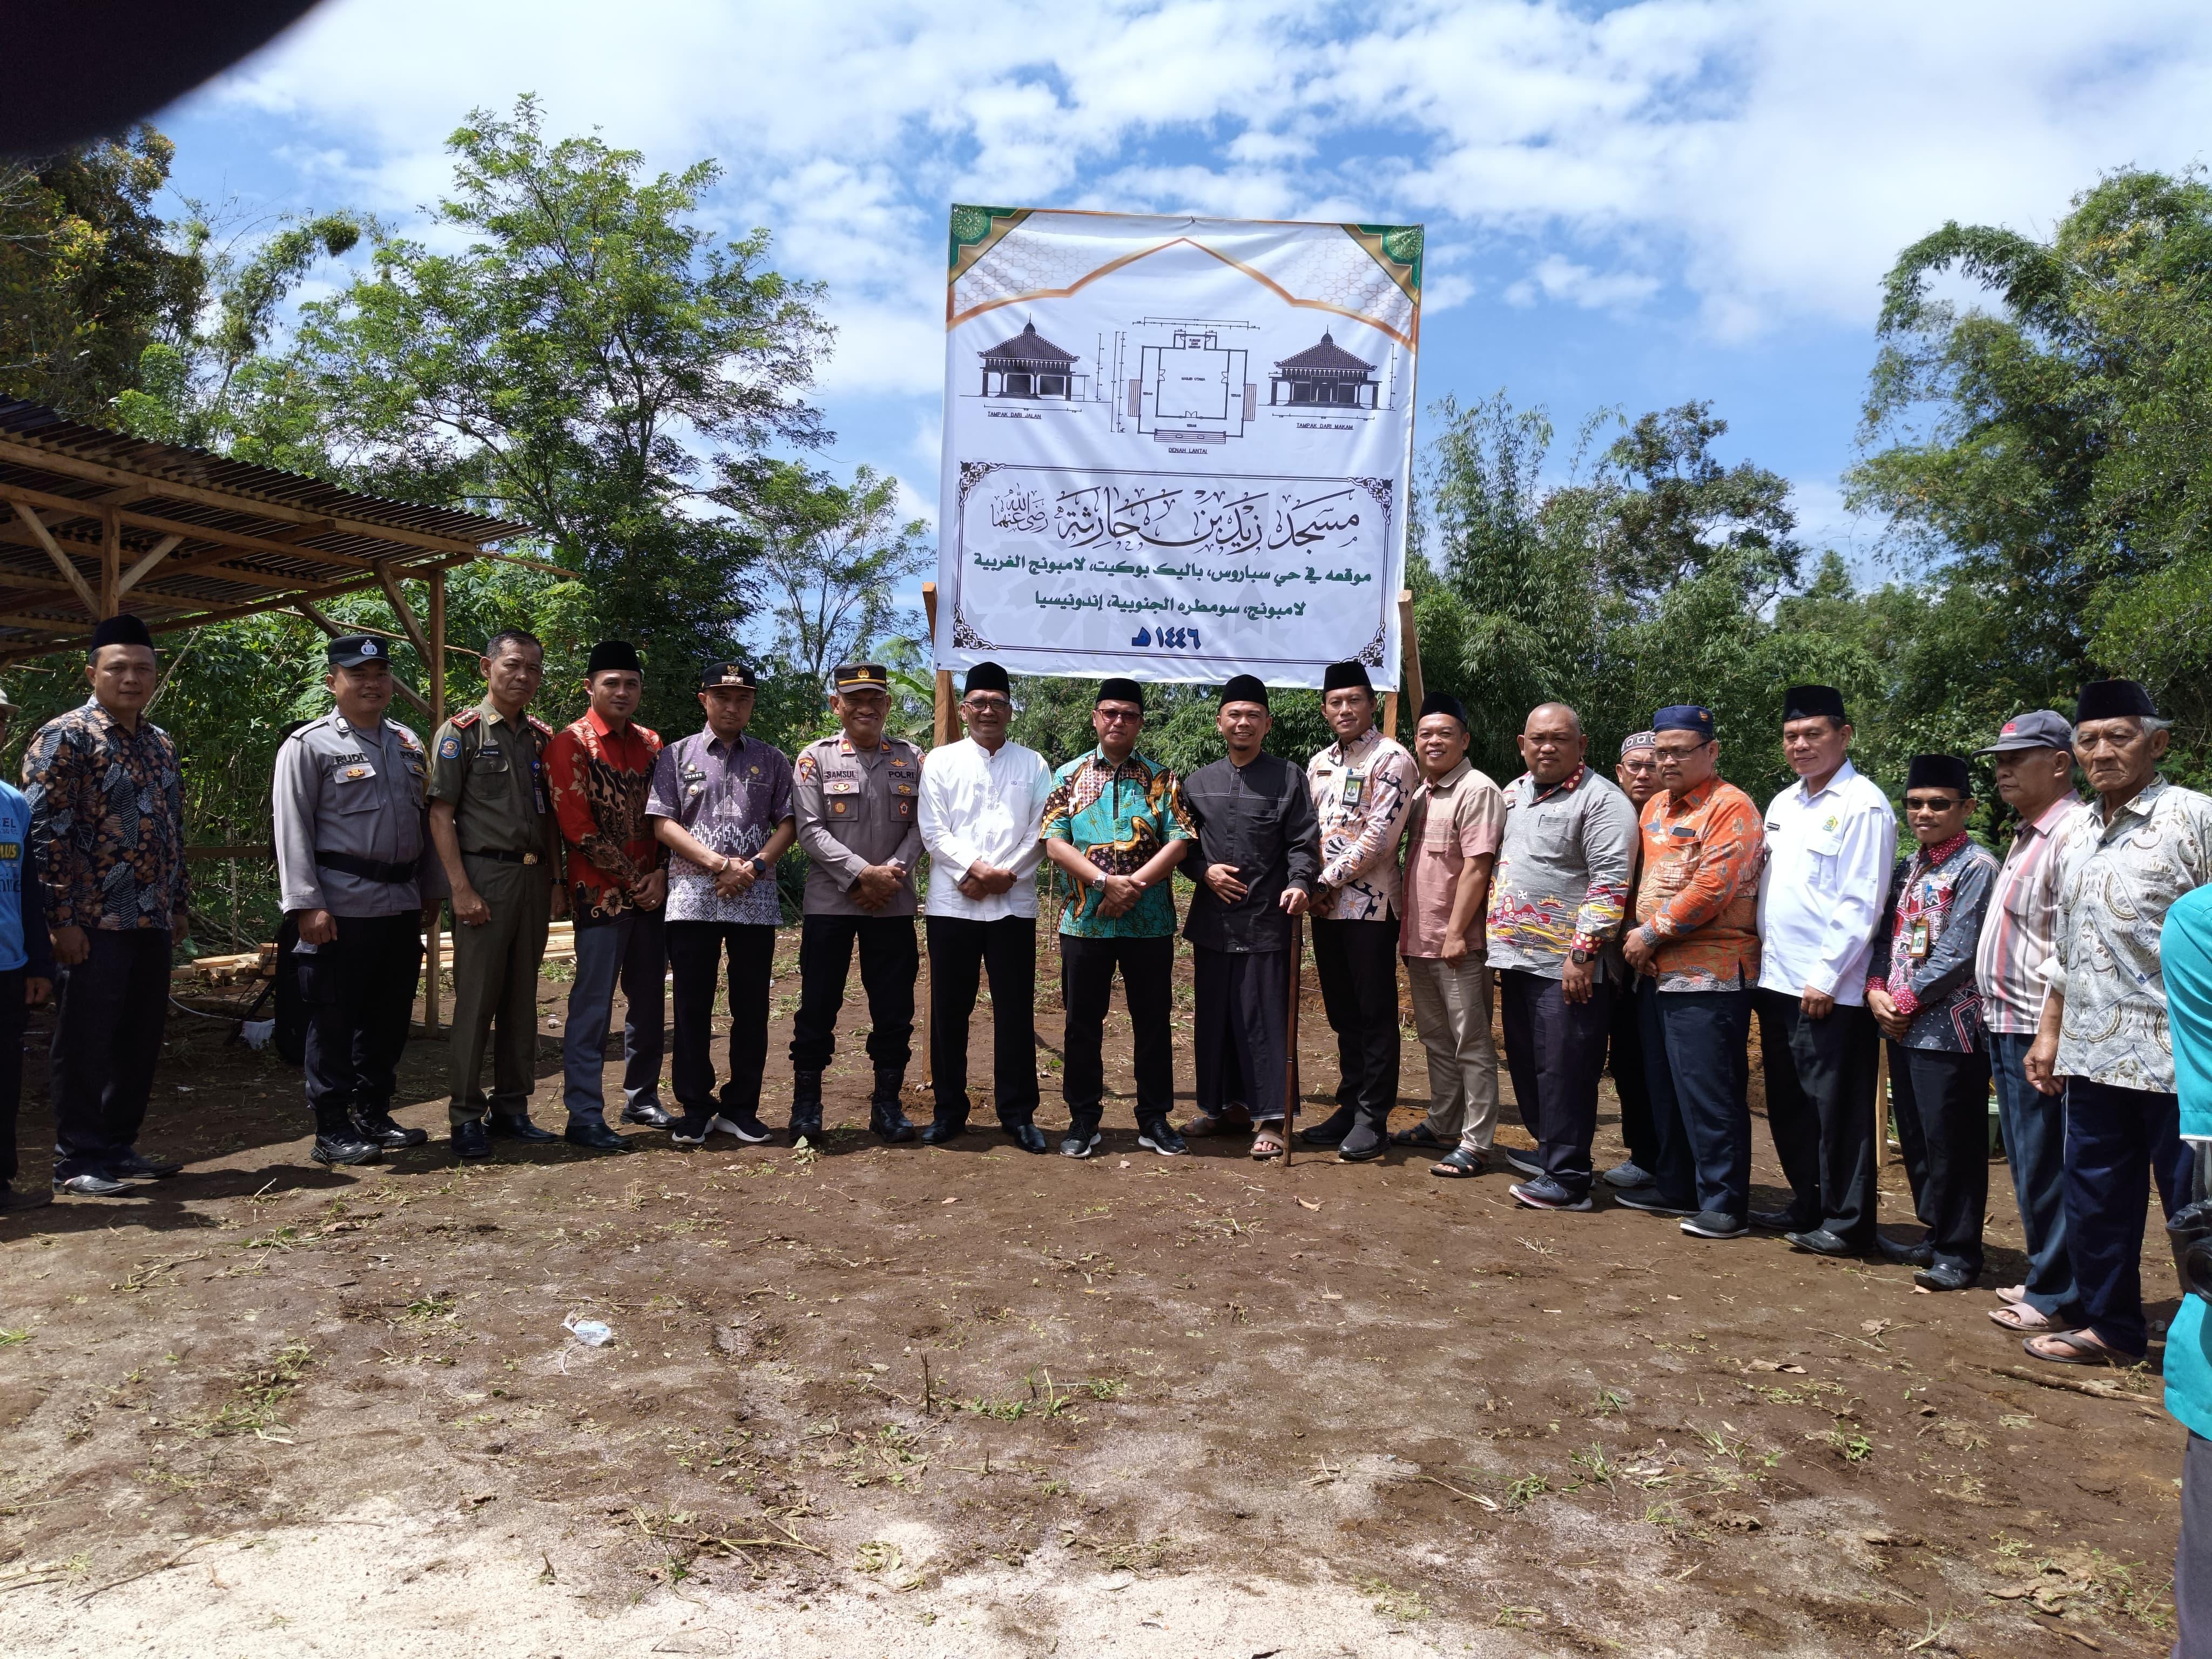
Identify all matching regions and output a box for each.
[1972,793,2082,1036]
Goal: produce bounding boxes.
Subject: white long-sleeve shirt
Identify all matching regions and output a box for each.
[1756,759,1896,1005]
[918,736,1053,920]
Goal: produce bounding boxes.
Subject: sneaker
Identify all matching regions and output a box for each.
[107,1149,182,1179]
[668,1112,713,1147]
[1500,1148,1545,1178]
[621,1101,675,1130]
[1680,1210,1748,1240]
[1509,1176,1594,1212]
[1136,1122,1188,1157]
[1612,1186,1696,1217]
[1060,1130,1103,1159]
[1601,1160,1653,1189]
[709,1111,772,1144]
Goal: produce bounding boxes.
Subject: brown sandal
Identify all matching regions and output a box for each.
[1250,1125,1285,1160]
[2024,1328,2134,1366]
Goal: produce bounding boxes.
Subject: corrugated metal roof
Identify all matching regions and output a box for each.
[0,397,533,658]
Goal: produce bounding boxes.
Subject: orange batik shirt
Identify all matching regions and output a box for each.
[1633,775,1765,992]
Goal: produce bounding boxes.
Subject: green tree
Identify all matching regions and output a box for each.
[0,125,205,414]
[1851,167,2212,744]
[293,95,833,738]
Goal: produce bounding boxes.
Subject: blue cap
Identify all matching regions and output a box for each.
[1653,704,1715,739]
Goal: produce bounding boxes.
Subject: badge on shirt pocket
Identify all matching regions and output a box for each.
[894,798,915,820]
[824,778,859,795]
[1343,769,1365,807]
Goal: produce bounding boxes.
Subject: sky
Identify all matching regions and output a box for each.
[153,0,2212,581]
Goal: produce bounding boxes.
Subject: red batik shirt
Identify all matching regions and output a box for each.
[545,709,663,905]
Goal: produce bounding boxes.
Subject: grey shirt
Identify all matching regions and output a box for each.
[274,709,442,929]
[1484,765,1640,981]
[792,733,924,917]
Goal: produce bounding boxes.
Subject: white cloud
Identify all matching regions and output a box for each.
[1503,255,1660,312]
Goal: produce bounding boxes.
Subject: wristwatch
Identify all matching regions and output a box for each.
[750,856,769,879]
[1569,946,1594,966]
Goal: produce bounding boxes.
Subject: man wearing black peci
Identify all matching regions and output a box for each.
[1178,675,1319,1162]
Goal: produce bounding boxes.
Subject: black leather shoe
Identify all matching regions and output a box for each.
[621,1101,674,1130]
[1914,1261,1977,1292]
[1337,1124,1388,1163]
[0,1183,53,1211]
[55,1172,137,1197]
[311,1129,382,1168]
[872,1101,917,1144]
[564,1120,631,1153]
[451,1119,492,1160]
[1299,1104,1355,1146]
[107,1149,181,1179]
[1006,1123,1049,1154]
[919,1117,967,1145]
[1749,1208,1812,1232]
[788,1109,824,1147]
[352,1108,429,1149]
[487,1113,556,1144]
[1876,1232,1936,1269]
[1785,1227,1858,1258]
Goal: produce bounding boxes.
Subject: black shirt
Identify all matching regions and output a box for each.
[1179,750,1320,954]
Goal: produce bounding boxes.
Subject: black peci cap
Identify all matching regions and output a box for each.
[1905,753,1972,796]
[1218,673,1270,709]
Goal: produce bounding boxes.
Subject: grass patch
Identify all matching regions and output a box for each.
[193,1341,313,1439]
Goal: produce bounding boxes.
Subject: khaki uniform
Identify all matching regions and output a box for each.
[428,699,557,1124]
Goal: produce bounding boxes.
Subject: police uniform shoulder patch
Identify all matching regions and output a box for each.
[793,753,819,783]
[390,720,423,747]
[527,714,554,735]
[439,734,462,760]
[450,709,481,730]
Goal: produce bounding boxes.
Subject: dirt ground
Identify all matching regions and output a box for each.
[0,927,2190,1657]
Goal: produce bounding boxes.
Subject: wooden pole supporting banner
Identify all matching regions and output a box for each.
[921,582,956,749]
[1875,1041,1891,1172]
[99,507,122,618]
[1281,916,1303,1169]
[1398,588,1423,737]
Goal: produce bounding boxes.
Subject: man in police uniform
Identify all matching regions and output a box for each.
[790,662,923,1145]
[273,635,444,1166]
[427,628,568,1158]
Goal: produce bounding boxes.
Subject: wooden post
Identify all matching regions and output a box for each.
[921,582,956,748]
[424,568,447,1036]
[1282,917,1303,1169]
[1398,588,1423,733]
[1875,1041,1890,1173]
[99,508,122,618]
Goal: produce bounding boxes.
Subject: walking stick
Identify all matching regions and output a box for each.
[1282,914,1303,1170]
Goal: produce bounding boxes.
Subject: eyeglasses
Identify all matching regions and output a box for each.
[1096,709,1140,725]
[1904,793,1965,811]
[1618,757,1658,772]
[1653,739,1712,758]
[964,696,1011,713]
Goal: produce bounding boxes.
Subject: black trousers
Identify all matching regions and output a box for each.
[51,929,171,1181]
[0,968,25,1188]
[1756,989,1881,1242]
[1642,983,1754,1218]
[1311,918,1401,1128]
[299,912,422,1128]
[1887,1042,1993,1273]
[1499,968,1614,1199]
[1060,933,1175,1134]
[1607,973,1655,1169]
[2065,1077,2193,1356]
[1193,944,1289,1123]
[667,921,776,1118]
[927,915,1038,1125]
[790,914,917,1074]
[2180,1431,2212,1658]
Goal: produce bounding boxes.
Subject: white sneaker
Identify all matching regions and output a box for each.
[709,1112,771,1144]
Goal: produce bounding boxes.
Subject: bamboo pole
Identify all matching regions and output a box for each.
[1398,588,1423,731]
[424,569,447,1036]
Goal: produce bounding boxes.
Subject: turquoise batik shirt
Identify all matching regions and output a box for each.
[1041,748,1193,939]
[2161,882,2212,1439]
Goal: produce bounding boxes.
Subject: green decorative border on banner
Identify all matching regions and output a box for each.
[948,205,1030,283]
[1348,222,1423,301]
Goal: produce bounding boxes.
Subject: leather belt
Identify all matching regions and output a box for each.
[463,848,541,865]
[314,849,419,884]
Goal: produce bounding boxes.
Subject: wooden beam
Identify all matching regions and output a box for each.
[428,568,447,718]
[116,533,183,594]
[0,436,496,558]
[1397,586,1422,743]
[0,522,309,592]
[294,602,431,718]
[9,501,98,613]
[371,561,437,670]
[0,480,448,577]
[922,581,956,748]
[99,507,120,618]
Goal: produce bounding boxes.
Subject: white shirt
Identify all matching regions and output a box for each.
[1756,759,1896,1005]
[918,736,1053,920]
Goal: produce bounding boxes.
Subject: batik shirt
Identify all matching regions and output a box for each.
[1306,726,1417,921]
[645,731,794,928]
[22,698,188,932]
[1633,776,1764,993]
[545,709,663,912]
[1867,830,2000,1051]
[1972,794,2083,1035]
[1485,764,1639,980]
[1041,748,1193,940]
[2041,774,2212,1092]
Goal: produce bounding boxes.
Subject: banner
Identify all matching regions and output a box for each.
[934,209,1421,688]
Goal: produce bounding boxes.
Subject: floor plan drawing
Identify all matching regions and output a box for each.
[1112,318,1259,444]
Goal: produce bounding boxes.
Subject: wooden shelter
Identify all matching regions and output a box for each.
[977,320,1082,399]
[1267,330,1378,408]
[0,398,531,718]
